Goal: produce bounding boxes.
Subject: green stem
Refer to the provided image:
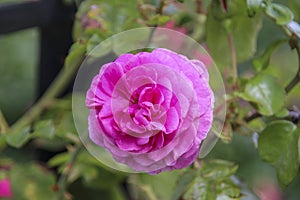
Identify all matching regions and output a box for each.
[245,38,300,122]
[245,51,300,122]
[244,112,262,123]
[228,34,238,87]
[145,27,157,47]
[285,40,300,93]
[156,0,166,15]
[140,185,158,200]
[0,109,9,134]
[10,54,84,132]
[145,0,166,47]
[56,145,82,200]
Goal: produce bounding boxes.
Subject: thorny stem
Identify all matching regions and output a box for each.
[56,145,82,200]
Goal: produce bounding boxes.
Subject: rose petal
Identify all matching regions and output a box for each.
[165,107,180,134]
[100,62,124,95]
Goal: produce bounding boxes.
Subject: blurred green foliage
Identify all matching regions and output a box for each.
[0,29,38,124]
[1,0,300,200]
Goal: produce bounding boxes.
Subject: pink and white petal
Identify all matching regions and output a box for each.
[88,110,104,146]
[164,107,180,134]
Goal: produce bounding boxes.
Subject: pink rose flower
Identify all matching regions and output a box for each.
[0,178,12,198]
[86,48,214,173]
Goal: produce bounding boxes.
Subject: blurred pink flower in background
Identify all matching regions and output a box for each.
[86,48,214,173]
[192,45,214,67]
[254,179,283,200]
[0,178,12,198]
[81,5,107,31]
[162,20,187,35]
[157,21,214,68]
[155,20,187,51]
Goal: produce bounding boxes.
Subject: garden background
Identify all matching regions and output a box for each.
[1,0,300,199]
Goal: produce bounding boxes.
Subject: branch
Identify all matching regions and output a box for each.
[145,0,166,47]
[9,53,85,132]
[243,11,300,123]
[156,0,166,15]
[145,28,157,47]
[244,112,262,123]
[56,145,82,200]
[245,39,300,122]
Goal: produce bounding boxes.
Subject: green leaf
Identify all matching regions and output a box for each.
[48,152,70,167]
[170,160,242,200]
[217,179,242,199]
[73,150,126,189]
[265,3,294,25]
[87,34,113,58]
[80,164,124,190]
[200,159,239,180]
[49,150,123,188]
[288,0,300,21]
[238,74,286,116]
[171,170,197,200]
[253,39,287,71]
[10,163,56,200]
[180,160,241,200]
[32,120,55,139]
[258,120,300,186]
[55,111,77,139]
[147,15,171,26]
[86,34,102,53]
[206,0,262,68]
[248,118,266,134]
[0,134,6,150]
[275,108,289,118]
[73,0,141,40]
[0,29,37,124]
[129,170,181,200]
[247,0,263,16]
[65,41,86,69]
[6,126,31,148]
[49,150,124,188]
[30,97,78,149]
[183,176,217,200]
